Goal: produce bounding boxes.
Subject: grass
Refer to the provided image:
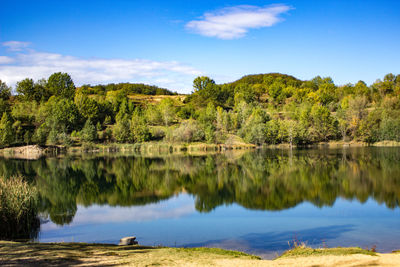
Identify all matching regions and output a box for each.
[0,176,39,240]
[177,247,261,259]
[278,246,377,259]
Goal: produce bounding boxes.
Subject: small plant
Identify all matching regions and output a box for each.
[365,245,377,252]
[287,234,307,249]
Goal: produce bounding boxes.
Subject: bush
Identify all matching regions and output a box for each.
[380,117,400,141]
[150,127,166,141]
[166,120,205,143]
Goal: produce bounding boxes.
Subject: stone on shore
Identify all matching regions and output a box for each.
[119,236,138,246]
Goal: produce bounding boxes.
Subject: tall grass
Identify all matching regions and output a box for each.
[0,176,40,240]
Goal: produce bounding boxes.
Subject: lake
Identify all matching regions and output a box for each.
[2,147,400,259]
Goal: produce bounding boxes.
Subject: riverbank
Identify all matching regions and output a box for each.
[0,241,399,266]
[0,140,400,159]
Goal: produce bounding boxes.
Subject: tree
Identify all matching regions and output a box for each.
[354,81,370,96]
[0,80,11,100]
[16,78,34,99]
[346,96,367,139]
[80,119,97,142]
[74,92,100,122]
[145,105,163,125]
[159,98,175,126]
[16,78,50,102]
[309,105,337,142]
[234,83,257,105]
[130,110,150,142]
[44,97,80,132]
[193,76,215,92]
[0,112,14,147]
[47,72,76,99]
[239,107,269,145]
[113,114,131,143]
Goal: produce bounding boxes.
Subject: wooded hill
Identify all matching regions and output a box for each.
[0,72,399,148]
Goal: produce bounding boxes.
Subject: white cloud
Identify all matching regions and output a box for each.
[0,56,14,64]
[41,195,195,230]
[0,42,202,93]
[2,41,31,51]
[186,4,291,39]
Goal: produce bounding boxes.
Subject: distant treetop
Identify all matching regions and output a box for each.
[78,83,177,96]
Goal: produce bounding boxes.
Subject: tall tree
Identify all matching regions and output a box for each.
[47,72,76,99]
[0,112,14,147]
[193,76,215,92]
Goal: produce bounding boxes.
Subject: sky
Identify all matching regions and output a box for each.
[1,0,399,93]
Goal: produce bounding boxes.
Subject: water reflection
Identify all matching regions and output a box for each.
[1,147,400,227]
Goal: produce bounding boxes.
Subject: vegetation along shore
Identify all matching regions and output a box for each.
[0,72,399,150]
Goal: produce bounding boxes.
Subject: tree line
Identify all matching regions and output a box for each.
[0,72,399,148]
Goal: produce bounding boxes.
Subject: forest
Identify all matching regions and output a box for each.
[0,72,399,148]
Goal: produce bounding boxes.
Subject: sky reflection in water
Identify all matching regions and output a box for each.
[39,195,400,259]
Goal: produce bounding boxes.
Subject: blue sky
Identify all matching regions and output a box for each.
[1,0,399,93]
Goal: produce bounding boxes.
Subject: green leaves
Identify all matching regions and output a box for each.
[47,72,76,99]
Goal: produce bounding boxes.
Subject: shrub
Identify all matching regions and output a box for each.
[166,120,205,143]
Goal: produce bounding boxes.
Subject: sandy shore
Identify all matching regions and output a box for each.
[218,253,400,267]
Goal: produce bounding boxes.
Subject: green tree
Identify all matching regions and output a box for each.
[193,76,215,92]
[74,92,100,122]
[0,112,14,147]
[80,119,97,142]
[16,78,34,99]
[234,83,257,105]
[0,80,11,100]
[309,105,337,142]
[131,110,150,142]
[44,97,80,133]
[16,78,50,102]
[47,72,76,99]
[239,107,269,145]
[113,115,131,143]
[159,98,175,126]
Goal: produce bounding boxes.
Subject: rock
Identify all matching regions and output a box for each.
[119,236,138,246]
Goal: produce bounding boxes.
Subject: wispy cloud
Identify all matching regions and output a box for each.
[0,42,202,92]
[2,41,31,51]
[186,4,291,39]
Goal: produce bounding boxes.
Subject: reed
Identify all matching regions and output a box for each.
[0,176,40,240]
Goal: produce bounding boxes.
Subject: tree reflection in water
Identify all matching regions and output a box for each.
[1,147,399,226]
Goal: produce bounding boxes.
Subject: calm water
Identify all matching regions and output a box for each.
[2,147,400,259]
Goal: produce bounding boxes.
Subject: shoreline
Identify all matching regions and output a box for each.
[1,241,399,266]
[0,140,400,159]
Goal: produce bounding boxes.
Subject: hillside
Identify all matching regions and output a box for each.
[0,71,399,149]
